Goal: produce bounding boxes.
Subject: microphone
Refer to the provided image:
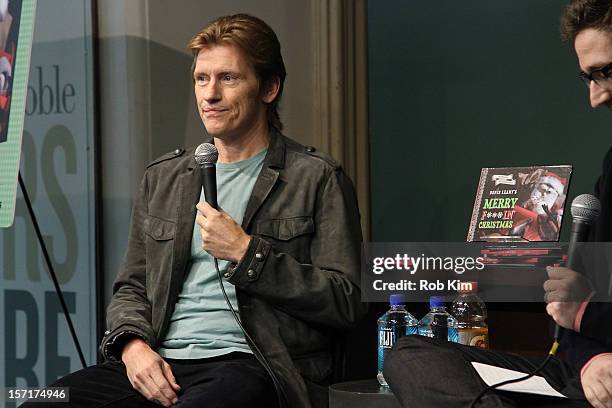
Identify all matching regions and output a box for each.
[567,194,601,269]
[554,193,601,340]
[195,143,219,209]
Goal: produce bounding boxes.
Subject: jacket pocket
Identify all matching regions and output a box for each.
[144,215,176,241]
[143,215,175,306]
[255,216,314,263]
[255,216,314,241]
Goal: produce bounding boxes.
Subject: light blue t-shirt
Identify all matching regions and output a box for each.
[157,148,267,359]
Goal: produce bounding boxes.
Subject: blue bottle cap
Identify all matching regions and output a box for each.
[429,296,446,308]
[389,294,406,305]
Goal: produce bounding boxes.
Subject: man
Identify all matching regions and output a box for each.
[385,0,612,407]
[24,14,364,408]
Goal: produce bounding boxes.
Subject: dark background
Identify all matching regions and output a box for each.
[345,0,610,380]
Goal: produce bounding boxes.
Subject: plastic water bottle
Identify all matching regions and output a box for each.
[451,282,489,348]
[418,296,459,342]
[377,294,418,387]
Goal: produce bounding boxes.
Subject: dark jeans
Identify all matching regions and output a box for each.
[384,335,590,408]
[19,352,279,408]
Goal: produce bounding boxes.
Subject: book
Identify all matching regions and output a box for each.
[467,165,572,242]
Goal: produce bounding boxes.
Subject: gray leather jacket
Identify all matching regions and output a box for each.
[100,130,365,408]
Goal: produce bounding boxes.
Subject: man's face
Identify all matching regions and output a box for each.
[574,28,612,109]
[193,44,276,140]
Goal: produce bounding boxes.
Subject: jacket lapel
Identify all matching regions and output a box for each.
[241,130,285,231]
[242,167,279,231]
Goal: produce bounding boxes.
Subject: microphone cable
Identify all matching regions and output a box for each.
[214,258,288,408]
[196,143,288,407]
[468,333,560,408]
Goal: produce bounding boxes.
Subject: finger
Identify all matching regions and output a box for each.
[586,387,605,408]
[128,375,149,399]
[543,279,561,292]
[195,213,207,229]
[162,362,181,392]
[132,374,157,404]
[545,289,570,303]
[546,266,574,279]
[597,377,612,407]
[196,201,218,216]
[554,290,572,303]
[584,386,596,408]
[150,398,168,407]
[148,371,176,407]
[544,290,561,303]
[134,367,172,407]
[546,302,558,318]
[589,382,608,408]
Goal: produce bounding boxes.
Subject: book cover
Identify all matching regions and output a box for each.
[467,165,572,242]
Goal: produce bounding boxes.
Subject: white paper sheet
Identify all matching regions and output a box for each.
[471,362,567,398]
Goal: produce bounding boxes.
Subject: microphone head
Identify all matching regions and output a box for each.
[570,193,601,225]
[195,143,218,166]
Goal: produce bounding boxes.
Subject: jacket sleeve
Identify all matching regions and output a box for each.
[99,172,156,361]
[561,329,612,372]
[225,167,366,329]
[578,301,612,346]
[574,246,612,346]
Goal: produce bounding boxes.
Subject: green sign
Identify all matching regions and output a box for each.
[0,0,36,227]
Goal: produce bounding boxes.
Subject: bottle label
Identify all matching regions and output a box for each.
[458,328,489,348]
[379,327,396,349]
[378,325,417,372]
[378,327,395,372]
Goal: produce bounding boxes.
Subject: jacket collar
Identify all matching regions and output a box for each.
[264,127,286,169]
